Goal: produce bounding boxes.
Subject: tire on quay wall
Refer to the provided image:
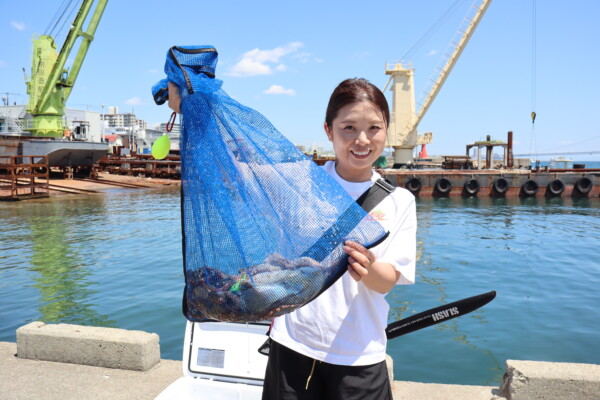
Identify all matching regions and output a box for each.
[405,177,422,194]
[574,177,593,195]
[463,179,480,196]
[434,177,452,195]
[492,177,509,195]
[547,179,565,196]
[521,179,539,196]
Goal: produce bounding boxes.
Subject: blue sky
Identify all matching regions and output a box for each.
[1,0,599,160]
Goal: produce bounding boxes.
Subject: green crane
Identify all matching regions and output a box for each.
[25,0,108,137]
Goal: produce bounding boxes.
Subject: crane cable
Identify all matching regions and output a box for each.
[531,0,537,123]
[45,0,74,37]
[55,1,81,50]
[383,0,468,93]
[400,0,468,63]
[529,0,538,161]
[45,0,80,47]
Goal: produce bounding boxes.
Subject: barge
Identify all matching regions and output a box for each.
[380,132,599,198]
[0,136,108,168]
[382,168,600,198]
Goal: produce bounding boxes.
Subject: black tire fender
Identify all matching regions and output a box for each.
[547,179,565,196]
[405,177,422,193]
[574,177,593,195]
[463,179,480,195]
[521,179,539,196]
[434,177,452,194]
[493,177,509,194]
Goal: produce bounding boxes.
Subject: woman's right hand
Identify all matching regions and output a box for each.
[168,81,181,113]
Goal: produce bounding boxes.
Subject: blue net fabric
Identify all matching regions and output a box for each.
[153,46,387,322]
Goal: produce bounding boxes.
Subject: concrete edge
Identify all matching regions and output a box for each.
[10,322,600,400]
[16,321,160,371]
[499,359,600,400]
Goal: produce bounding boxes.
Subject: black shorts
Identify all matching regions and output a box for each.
[262,340,393,400]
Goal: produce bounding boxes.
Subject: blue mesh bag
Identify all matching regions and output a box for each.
[153,46,387,322]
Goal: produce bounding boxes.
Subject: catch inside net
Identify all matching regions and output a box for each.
[153,46,387,322]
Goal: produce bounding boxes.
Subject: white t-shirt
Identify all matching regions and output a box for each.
[270,161,416,366]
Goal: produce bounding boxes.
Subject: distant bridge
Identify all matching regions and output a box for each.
[513,151,600,157]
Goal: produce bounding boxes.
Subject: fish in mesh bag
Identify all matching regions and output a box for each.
[152,45,387,322]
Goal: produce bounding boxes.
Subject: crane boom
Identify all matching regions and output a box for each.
[412,0,492,131]
[384,0,492,166]
[26,0,108,137]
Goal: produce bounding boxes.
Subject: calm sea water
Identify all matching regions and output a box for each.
[1,170,599,386]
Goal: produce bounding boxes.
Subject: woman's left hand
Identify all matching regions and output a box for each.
[343,241,376,282]
[168,81,181,113]
[343,240,400,293]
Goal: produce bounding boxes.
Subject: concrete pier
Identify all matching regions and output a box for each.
[2,322,599,400]
[0,341,180,400]
[17,321,160,371]
[499,359,600,400]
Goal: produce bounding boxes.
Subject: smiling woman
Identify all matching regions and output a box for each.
[265,78,416,400]
[325,101,387,182]
[324,78,390,182]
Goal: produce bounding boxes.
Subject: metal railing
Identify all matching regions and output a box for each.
[0,155,50,200]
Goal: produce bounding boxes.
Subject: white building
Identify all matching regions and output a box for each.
[66,108,102,142]
[158,122,181,136]
[102,112,147,131]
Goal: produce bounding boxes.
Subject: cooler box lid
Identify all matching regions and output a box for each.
[183,320,269,384]
[155,320,269,399]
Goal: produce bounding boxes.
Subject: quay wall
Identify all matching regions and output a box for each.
[383,169,600,198]
[8,322,600,399]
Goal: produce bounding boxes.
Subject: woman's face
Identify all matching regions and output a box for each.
[324,101,387,182]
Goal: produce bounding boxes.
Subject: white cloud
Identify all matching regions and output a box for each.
[125,97,144,105]
[263,85,296,96]
[227,42,304,77]
[228,57,271,77]
[147,68,160,74]
[10,21,25,31]
[292,51,323,64]
[428,49,438,56]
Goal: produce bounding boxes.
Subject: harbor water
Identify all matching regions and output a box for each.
[1,171,599,386]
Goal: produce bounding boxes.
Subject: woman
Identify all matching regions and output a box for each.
[169,77,416,399]
[262,78,416,399]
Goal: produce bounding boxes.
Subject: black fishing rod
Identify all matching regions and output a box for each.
[259,291,496,355]
[386,290,496,339]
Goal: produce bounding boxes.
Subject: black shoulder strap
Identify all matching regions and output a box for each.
[356,178,395,213]
[258,178,396,355]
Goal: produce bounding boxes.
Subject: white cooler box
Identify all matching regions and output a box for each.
[155,320,270,399]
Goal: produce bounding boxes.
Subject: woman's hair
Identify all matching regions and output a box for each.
[325,78,390,128]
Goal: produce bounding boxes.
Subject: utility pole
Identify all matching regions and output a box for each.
[101,103,105,142]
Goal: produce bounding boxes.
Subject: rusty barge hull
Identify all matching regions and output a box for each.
[382,169,600,198]
[0,136,108,168]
